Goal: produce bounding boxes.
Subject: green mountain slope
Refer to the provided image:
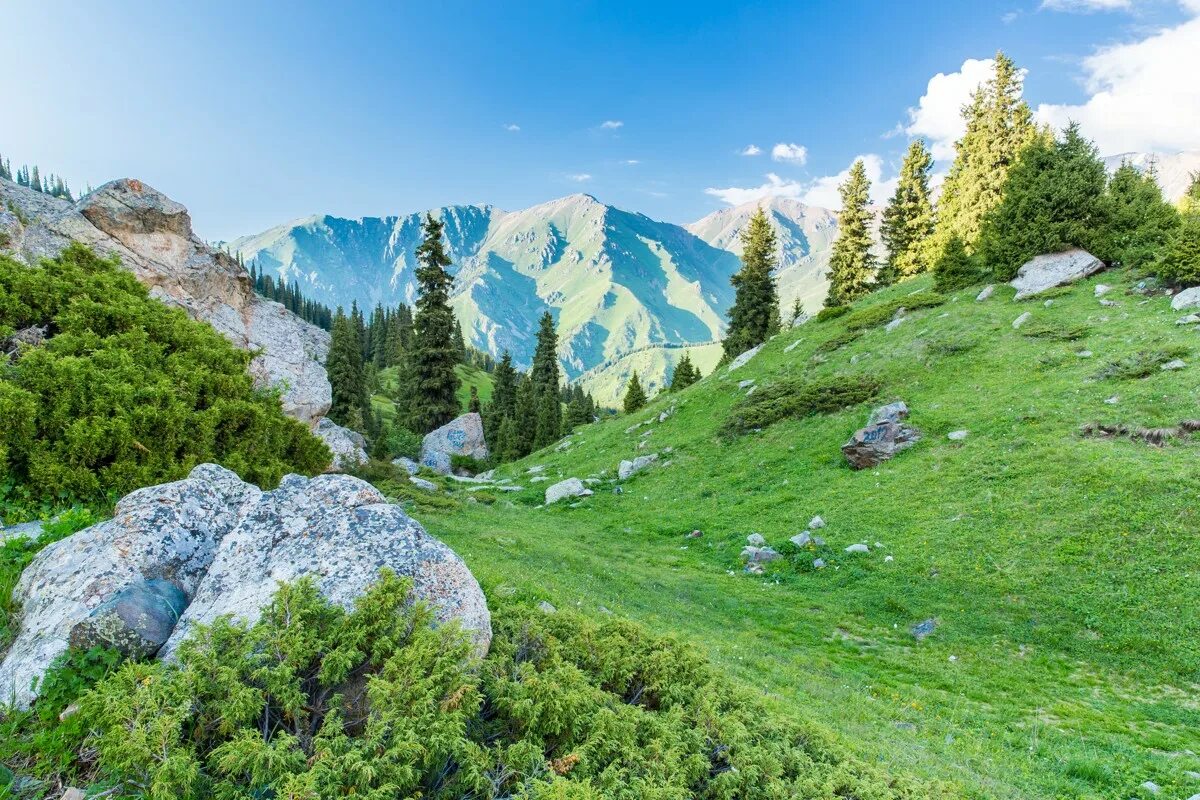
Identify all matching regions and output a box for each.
[415,270,1200,798]
[371,363,494,427]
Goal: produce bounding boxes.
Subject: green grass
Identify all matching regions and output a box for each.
[409,272,1200,799]
[371,363,494,425]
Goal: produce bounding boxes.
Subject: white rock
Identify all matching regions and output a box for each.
[845,543,870,554]
[537,601,557,614]
[808,515,826,530]
[1178,314,1200,325]
[409,476,438,491]
[784,339,802,353]
[1104,395,1120,404]
[884,555,894,562]
[1099,298,1118,307]
[725,344,762,372]
[1043,299,1054,308]
[618,453,658,480]
[1161,359,1187,371]
[975,285,994,302]
[737,379,755,389]
[885,316,906,332]
[1012,312,1032,329]
[747,533,766,547]
[947,430,969,441]
[1094,284,1111,297]
[545,478,592,504]
[1009,249,1105,300]
[314,418,369,471]
[1140,781,1160,795]
[1076,350,1093,358]
[1171,287,1200,311]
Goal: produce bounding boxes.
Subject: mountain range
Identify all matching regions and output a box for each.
[230,150,1197,403]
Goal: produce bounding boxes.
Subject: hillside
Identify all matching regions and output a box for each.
[371,363,495,427]
[410,269,1200,799]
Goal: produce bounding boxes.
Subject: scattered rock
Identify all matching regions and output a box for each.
[884,555,894,562]
[1043,299,1054,308]
[1009,248,1104,300]
[744,563,765,575]
[790,532,813,547]
[1076,350,1093,358]
[1098,298,1118,307]
[1161,359,1187,371]
[738,379,755,389]
[884,316,906,332]
[1,325,47,360]
[812,558,826,569]
[725,344,762,372]
[1105,395,1119,404]
[68,579,187,659]
[686,529,703,538]
[392,456,419,475]
[658,406,675,423]
[0,520,45,546]
[555,439,573,452]
[845,543,870,554]
[0,464,489,708]
[910,619,937,640]
[747,533,766,547]
[947,430,969,441]
[618,454,659,480]
[1171,286,1200,311]
[975,285,994,302]
[745,385,757,397]
[843,403,920,470]
[526,465,546,474]
[1141,781,1161,795]
[868,401,909,426]
[1012,312,1032,330]
[808,515,826,529]
[60,790,85,800]
[784,339,802,353]
[741,546,781,563]
[315,418,369,471]
[409,476,438,492]
[545,478,592,504]
[1094,284,1112,297]
[537,601,557,614]
[1176,314,1200,325]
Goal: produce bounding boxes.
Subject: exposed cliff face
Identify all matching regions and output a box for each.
[0,178,332,426]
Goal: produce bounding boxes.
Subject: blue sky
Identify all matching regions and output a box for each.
[3,0,1197,240]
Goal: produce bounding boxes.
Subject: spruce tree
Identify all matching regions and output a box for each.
[932,234,978,293]
[326,309,369,429]
[1181,172,1200,216]
[825,159,875,307]
[512,375,538,457]
[453,321,467,363]
[535,389,562,448]
[879,139,935,285]
[933,52,1036,258]
[978,123,1108,280]
[468,385,482,414]
[564,389,589,429]
[722,207,780,361]
[1102,162,1180,270]
[409,214,461,432]
[1157,209,1200,287]
[669,351,700,391]
[530,311,562,447]
[623,373,647,414]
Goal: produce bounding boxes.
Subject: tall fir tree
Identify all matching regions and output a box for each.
[453,321,468,363]
[468,385,482,414]
[623,373,647,414]
[326,309,369,429]
[484,351,519,457]
[669,351,700,391]
[977,123,1107,280]
[879,139,935,285]
[1102,162,1180,271]
[933,52,1036,259]
[530,311,562,447]
[409,214,462,432]
[825,159,876,307]
[512,375,538,457]
[1181,172,1200,216]
[722,207,780,361]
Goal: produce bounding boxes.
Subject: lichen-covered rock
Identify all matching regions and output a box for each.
[618,453,658,480]
[0,464,259,708]
[161,472,489,659]
[0,464,490,708]
[545,478,592,504]
[421,449,453,475]
[393,456,420,475]
[1009,249,1104,300]
[420,413,489,469]
[0,178,332,425]
[314,418,369,471]
[68,579,187,659]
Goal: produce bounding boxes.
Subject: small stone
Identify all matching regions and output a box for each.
[808,515,826,529]
[686,529,703,538]
[392,456,419,475]
[409,476,437,492]
[618,453,659,480]
[784,339,802,353]
[1176,314,1200,325]
[58,703,80,722]
[1094,284,1111,297]
[1076,350,1093,358]
[1099,298,1118,307]
[1140,781,1160,795]
[1161,359,1187,371]
[545,478,592,504]
[975,285,994,302]
[1104,395,1119,404]
[746,385,757,396]
[741,545,781,563]
[737,379,755,389]
[1185,770,1200,780]
[812,558,826,569]
[747,533,766,547]
[537,601,557,614]
[725,344,762,372]
[884,555,894,562]
[1012,312,1031,329]
[790,531,812,547]
[1043,299,1053,308]
[885,316,906,332]
[613,486,623,494]
[894,722,917,731]
[910,619,937,640]
[1171,286,1200,311]
[744,562,765,575]
[845,543,870,554]
[60,790,86,800]
[947,430,969,441]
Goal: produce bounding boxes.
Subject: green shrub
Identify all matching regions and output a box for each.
[842,291,945,332]
[1094,346,1190,381]
[2,575,940,799]
[1018,321,1091,341]
[1155,213,1200,287]
[814,328,862,353]
[0,244,330,508]
[450,454,490,474]
[723,375,881,437]
[383,424,423,460]
[815,305,849,322]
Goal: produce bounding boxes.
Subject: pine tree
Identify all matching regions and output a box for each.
[326,309,369,429]
[530,311,562,447]
[409,214,462,432]
[722,207,780,361]
[1102,162,1180,270]
[468,385,482,414]
[1181,172,1200,216]
[933,52,1036,258]
[564,387,589,429]
[977,123,1108,280]
[669,351,700,391]
[879,139,935,285]
[30,166,41,193]
[512,375,538,457]
[0,156,10,181]
[535,389,562,449]
[1157,208,1200,287]
[453,321,467,363]
[623,373,647,414]
[932,234,978,293]
[825,159,875,307]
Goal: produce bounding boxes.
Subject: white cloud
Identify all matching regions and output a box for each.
[503,123,521,132]
[621,159,641,165]
[739,144,763,156]
[1036,8,1200,154]
[600,120,624,129]
[904,57,996,161]
[704,156,897,210]
[1040,0,1131,11]
[704,173,802,205]
[771,142,809,165]
[566,173,593,182]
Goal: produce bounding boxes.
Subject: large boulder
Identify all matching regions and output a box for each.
[545,478,592,505]
[421,412,489,467]
[618,454,659,480]
[0,464,259,708]
[314,418,369,471]
[1171,286,1200,311]
[0,464,490,708]
[0,178,332,426]
[842,402,921,470]
[1009,249,1104,300]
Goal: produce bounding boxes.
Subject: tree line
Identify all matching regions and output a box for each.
[1,152,78,200]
